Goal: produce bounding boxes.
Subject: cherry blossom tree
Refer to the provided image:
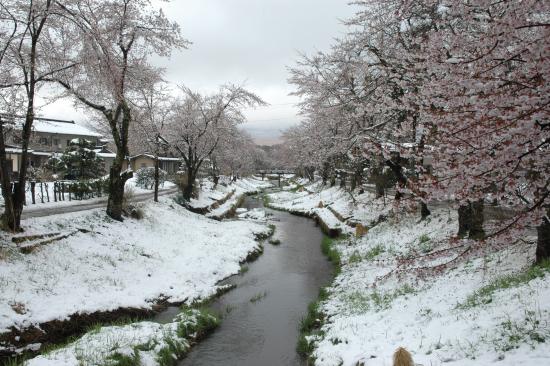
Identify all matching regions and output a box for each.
[0,0,67,231]
[412,0,550,259]
[167,84,265,201]
[50,0,186,220]
[287,0,550,261]
[214,128,259,180]
[131,76,175,202]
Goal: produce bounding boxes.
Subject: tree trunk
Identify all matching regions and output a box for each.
[457,200,485,240]
[457,203,472,238]
[420,201,431,220]
[154,155,159,202]
[469,200,485,240]
[106,155,132,221]
[322,162,329,185]
[351,166,362,191]
[535,211,549,263]
[0,120,16,231]
[183,167,196,201]
[339,171,347,188]
[8,106,36,231]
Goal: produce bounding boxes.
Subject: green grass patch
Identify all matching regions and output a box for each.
[492,310,549,353]
[364,244,385,261]
[296,286,332,361]
[296,235,346,361]
[108,351,141,366]
[321,236,341,274]
[458,259,550,309]
[262,194,271,206]
[344,285,416,313]
[348,250,362,264]
[418,234,433,253]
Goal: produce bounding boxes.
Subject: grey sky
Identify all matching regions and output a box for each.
[42,0,356,145]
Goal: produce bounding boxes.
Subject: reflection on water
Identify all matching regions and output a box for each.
[178,195,332,366]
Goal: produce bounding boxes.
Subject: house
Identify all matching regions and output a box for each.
[2,116,108,179]
[3,115,181,180]
[123,154,181,175]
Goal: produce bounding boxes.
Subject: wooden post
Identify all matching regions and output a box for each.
[30,181,36,204]
[45,183,50,202]
[278,173,281,187]
[40,182,44,203]
[54,182,57,202]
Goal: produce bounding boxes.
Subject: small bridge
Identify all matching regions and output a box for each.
[256,169,295,186]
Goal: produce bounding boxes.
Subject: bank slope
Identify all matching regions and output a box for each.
[0,197,269,354]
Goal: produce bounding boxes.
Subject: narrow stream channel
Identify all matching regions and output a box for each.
[173,193,332,366]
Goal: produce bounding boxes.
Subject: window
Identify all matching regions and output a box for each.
[53,139,59,146]
[39,137,48,145]
[67,139,71,146]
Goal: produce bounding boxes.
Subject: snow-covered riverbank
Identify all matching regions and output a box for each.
[0,183,270,357]
[268,181,550,366]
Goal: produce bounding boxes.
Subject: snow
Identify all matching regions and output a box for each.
[190,176,273,217]
[29,120,102,137]
[312,207,345,232]
[31,120,102,137]
[238,208,267,222]
[0,197,270,347]
[273,182,550,366]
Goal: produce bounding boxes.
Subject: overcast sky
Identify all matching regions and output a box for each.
[42,0,356,145]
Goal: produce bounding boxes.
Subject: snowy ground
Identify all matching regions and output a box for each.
[0,195,270,354]
[267,180,393,235]
[270,181,550,366]
[190,176,273,219]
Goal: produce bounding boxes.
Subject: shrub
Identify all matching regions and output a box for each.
[135,167,167,190]
[46,139,105,180]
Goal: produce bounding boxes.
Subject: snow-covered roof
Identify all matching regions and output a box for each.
[31,119,102,138]
[31,151,53,157]
[97,152,116,159]
[131,153,180,162]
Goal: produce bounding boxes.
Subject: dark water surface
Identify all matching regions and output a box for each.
[175,195,332,366]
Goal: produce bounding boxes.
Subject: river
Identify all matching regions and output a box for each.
[174,193,333,366]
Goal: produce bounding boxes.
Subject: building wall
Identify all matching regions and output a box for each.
[132,156,155,171]
[29,132,99,153]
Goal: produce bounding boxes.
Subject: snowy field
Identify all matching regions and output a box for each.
[0,195,270,355]
[271,181,550,366]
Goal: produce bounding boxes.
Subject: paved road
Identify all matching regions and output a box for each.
[21,188,179,219]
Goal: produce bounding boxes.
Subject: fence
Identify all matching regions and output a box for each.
[1,180,107,206]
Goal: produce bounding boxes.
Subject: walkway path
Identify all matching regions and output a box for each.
[21,188,179,219]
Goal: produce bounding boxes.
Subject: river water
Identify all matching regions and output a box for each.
[175,194,332,366]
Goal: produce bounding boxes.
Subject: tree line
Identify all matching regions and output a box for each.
[280,0,549,262]
[0,0,266,231]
